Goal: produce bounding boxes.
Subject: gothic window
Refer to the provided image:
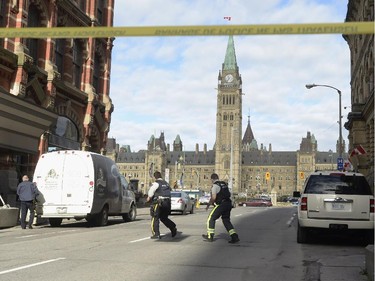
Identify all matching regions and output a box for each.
[72,40,83,88]
[230,114,234,121]
[222,96,225,105]
[0,0,5,45]
[75,0,86,11]
[54,116,79,142]
[224,159,230,169]
[93,52,101,93]
[55,39,65,74]
[96,0,104,25]
[27,4,41,64]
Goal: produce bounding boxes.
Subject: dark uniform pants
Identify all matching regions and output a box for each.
[206,200,237,238]
[20,200,35,229]
[150,199,176,236]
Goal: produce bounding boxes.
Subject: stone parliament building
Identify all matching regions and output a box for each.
[107,1,374,198]
[107,35,349,198]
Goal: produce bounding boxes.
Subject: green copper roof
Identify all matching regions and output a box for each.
[174,134,181,143]
[223,35,237,70]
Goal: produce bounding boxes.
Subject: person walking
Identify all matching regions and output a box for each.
[17,175,39,229]
[202,173,240,243]
[146,171,177,239]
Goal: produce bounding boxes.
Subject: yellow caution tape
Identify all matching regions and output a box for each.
[0,22,373,38]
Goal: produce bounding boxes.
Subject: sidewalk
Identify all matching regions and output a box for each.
[319,253,369,281]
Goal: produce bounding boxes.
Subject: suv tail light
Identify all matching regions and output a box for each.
[370,199,374,213]
[300,197,307,211]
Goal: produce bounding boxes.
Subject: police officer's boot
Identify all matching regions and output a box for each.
[150,233,161,239]
[202,234,214,242]
[228,233,240,244]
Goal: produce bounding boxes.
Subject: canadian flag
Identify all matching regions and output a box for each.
[343,160,352,171]
[349,145,367,158]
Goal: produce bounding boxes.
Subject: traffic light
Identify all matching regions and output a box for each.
[265,172,270,180]
[299,172,304,179]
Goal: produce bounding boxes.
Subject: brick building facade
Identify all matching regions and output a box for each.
[0,0,114,206]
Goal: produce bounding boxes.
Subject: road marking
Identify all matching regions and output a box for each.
[287,214,296,227]
[16,234,38,238]
[129,234,168,243]
[16,229,77,239]
[0,258,66,275]
[129,237,155,243]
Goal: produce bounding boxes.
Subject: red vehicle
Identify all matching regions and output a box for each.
[238,198,273,207]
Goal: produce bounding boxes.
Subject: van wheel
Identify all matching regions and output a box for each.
[297,223,309,244]
[123,204,137,222]
[49,218,62,227]
[96,206,109,226]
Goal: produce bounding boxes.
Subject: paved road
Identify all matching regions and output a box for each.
[0,206,369,281]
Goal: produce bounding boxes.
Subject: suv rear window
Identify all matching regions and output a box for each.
[171,192,182,197]
[304,174,373,195]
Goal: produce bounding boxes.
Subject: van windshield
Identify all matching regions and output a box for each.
[304,174,373,195]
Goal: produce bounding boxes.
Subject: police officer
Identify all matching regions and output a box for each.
[202,173,240,243]
[146,171,177,239]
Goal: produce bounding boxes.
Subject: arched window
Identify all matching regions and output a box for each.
[72,40,83,88]
[55,116,79,141]
[93,52,101,93]
[27,4,41,64]
[55,39,65,74]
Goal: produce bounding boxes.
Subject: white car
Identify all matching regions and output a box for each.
[295,171,374,244]
[171,191,194,215]
[198,195,210,205]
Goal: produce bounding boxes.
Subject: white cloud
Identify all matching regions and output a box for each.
[108,0,351,153]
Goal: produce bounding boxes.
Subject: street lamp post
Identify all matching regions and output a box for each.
[305,83,343,160]
[229,127,234,192]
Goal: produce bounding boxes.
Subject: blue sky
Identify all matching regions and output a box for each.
[109,0,351,153]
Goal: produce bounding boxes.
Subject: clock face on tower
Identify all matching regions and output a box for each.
[225,74,234,83]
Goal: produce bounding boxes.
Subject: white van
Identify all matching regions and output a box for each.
[33,150,137,227]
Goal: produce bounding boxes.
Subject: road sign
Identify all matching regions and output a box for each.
[337,157,344,170]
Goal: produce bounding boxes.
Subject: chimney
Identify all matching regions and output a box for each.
[204,143,207,154]
[195,143,199,154]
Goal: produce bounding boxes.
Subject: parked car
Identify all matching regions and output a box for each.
[288,197,299,206]
[238,198,273,207]
[198,195,210,205]
[171,191,194,215]
[295,171,374,244]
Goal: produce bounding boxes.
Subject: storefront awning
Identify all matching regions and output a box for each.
[0,91,58,154]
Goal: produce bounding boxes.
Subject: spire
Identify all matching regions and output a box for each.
[242,114,258,151]
[223,35,237,71]
[242,115,255,145]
